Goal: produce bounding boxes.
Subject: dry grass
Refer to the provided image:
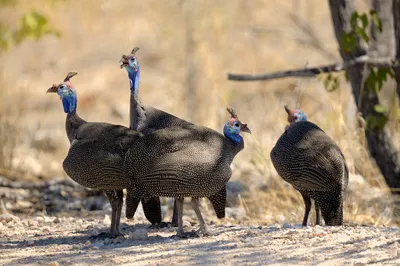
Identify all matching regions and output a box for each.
[0,0,398,225]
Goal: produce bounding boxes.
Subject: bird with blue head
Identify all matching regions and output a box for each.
[124,107,250,237]
[120,47,140,94]
[119,47,231,227]
[47,72,78,113]
[271,105,348,226]
[47,72,163,238]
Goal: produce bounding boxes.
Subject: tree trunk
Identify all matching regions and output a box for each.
[328,0,400,202]
[393,0,400,100]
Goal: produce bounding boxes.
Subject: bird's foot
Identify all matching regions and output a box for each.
[198,229,216,237]
[90,231,124,240]
[148,222,170,229]
[172,230,201,239]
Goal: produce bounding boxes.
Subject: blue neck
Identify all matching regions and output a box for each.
[127,67,140,95]
[61,93,77,113]
[223,124,243,144]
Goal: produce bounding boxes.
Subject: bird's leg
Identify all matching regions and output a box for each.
[301,193,311,226]
[191,198,212,236]
[91,190,123,239]
[171,200,179,227]
[175,198,185,238]
[315,201,321,226]
[115,190,124,232]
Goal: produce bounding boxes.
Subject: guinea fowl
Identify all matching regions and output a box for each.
[120,47,227,224]
[124,108,251,237]
[270,105,349,226]
[47,72,161,237]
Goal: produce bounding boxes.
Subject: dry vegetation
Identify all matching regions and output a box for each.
[0,0,398,226]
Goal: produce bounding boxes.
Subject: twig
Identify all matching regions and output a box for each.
[227,55,399,81]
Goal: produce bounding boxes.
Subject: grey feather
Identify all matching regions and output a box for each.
[270,120,348,226]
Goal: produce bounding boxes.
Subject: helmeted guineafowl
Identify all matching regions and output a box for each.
[270,105,349,226]
[120,47,228,225]
[47,72,162,237]
[124,107,250,237]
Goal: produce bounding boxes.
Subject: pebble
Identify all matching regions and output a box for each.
[283,223,291,229]
[103,215,111,225]
[48,262,59,266]
[182,221,191,228]
[104,238,111,245]
[0,213,19,223]
[312,227,327,237]
[28,220,39,227]
[129,228,149,241]
[27,240,34,246]
[88,229,100,237]
[42,226,51,232]
[53,217,61,224]
[35,216,44,223]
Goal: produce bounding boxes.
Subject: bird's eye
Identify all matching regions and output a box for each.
[129,57,135,62]
[234,122,240,127]
[59,84,66,89]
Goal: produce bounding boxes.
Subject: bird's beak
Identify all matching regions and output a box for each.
[120,55,129,69]
[47,84,58,93]
[240,123,251,134]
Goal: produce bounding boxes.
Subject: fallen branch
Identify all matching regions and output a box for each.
[227,55,399,81]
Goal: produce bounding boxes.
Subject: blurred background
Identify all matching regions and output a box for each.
[0,0,398,226]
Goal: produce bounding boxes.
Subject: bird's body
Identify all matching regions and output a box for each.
[126,126,240,197]
[120,48,228,223]
[124,108,249,237]
[270,107,348,226]
[47,72,161,238]
[63,122,141,190]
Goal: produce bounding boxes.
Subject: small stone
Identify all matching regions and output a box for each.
[104,238,111,245]
[283,223,291,229]
[88,229,99,237]
[28,220,39,227]
[0,213,18,223]
[84,240,91,246]
[267,226,279,232]
[182,221,191,228]
[53,217,61,224]
[129,228,149,241]
[48,262,59,266]
[312,227,327,237]
[42,226,51,232]
[35,217,44,223]
[103,215,111,225]
[27,240,34,246]
[44,216,53,223]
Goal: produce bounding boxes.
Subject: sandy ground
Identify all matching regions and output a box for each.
[0,213,399,266]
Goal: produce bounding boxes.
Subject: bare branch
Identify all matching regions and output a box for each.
[227,55,399,81]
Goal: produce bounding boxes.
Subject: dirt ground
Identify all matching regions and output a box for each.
[1,213,399,266]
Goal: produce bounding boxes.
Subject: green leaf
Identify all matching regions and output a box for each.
[350,12,359,28]
[360,14,368,29]
[370,10,382,32]
[355,27,369,43]
[340,33,357,53]
[377,115,388,130]
[374,104,389,114]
